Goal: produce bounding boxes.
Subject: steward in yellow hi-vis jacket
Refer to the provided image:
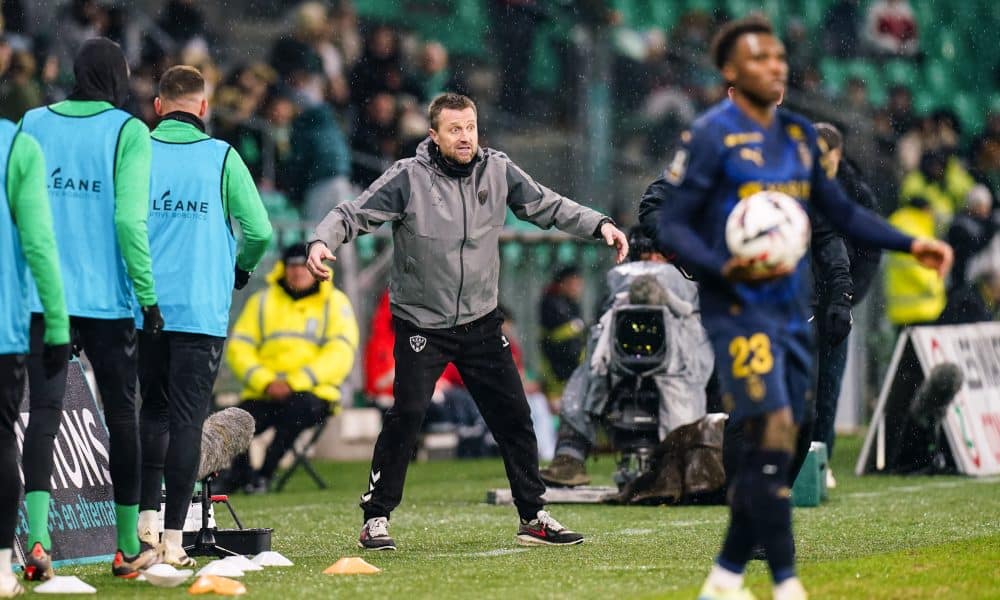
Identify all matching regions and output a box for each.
[223,244,359,492]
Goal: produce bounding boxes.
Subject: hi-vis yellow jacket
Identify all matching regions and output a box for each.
[884,206,946,325]
[227,261,359,407]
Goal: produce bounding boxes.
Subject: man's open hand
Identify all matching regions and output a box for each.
[306,241,336,281]
[600,222,629,264]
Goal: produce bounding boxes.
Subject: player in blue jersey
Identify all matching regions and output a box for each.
[647,17,952,600]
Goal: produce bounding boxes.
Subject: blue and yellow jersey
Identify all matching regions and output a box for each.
[653,99,912,319]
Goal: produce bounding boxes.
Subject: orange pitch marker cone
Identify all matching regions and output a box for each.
[323,557,381,575]
[188,575,247,595]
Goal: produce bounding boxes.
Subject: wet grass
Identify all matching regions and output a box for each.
[41,435,1000,598]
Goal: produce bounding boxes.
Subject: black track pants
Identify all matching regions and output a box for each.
[360,310,546,522]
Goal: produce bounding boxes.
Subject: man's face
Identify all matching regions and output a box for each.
[429,107,478,164]
[285,263,316,291]
[723,33,787,107]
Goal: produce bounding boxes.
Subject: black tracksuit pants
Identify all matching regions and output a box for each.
[360,309,546,523]
[0,354,26,546]
[138,331,224,530]
[23,314,67,495]
[25,316,141,506]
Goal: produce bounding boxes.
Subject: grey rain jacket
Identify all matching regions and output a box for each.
[312,137,609,328]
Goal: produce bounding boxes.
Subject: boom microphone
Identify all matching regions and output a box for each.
[910,363,964,427]
[198,407,255,480]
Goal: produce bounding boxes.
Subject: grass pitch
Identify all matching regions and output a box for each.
[41,436,1000,598]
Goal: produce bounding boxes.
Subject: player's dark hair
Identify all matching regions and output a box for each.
[428,92,477,129]
[158,65,205,100]
[709,15,775,70]
[815,122,844,152]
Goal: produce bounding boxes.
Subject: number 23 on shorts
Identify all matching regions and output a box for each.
[729,333,774,379]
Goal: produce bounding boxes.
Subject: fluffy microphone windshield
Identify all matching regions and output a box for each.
[198,407,256,480]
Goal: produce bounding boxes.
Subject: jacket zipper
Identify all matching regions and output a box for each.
[454,179,469,326]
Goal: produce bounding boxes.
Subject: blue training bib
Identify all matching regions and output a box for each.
[21,106,135,319]
[142,135,235,337]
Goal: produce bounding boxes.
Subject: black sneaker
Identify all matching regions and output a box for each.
[516,510,584,546]
[539,455,591,488]
[358,517,396,550]
[23,542,54,581]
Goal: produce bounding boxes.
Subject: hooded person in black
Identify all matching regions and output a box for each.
[17,33,163,581]
[69,37,131,107]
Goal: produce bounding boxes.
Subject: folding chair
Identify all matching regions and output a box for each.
[273,416,329,491]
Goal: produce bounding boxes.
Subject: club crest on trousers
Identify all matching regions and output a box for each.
[409,335,427,353]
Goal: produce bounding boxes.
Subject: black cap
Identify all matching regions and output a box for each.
[282,243,308,265]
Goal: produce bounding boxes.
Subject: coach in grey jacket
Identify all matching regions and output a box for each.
[307,93,627,551]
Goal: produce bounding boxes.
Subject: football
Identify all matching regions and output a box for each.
[725,190,811,272]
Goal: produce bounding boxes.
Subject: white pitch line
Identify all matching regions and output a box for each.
[842,478,989,499]
[430,548,529,558]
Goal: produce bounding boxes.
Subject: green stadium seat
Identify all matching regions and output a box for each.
[556,241,576,264]
[501,241,523,265]
[533,244,552,270]
[819,58,849,96]
[883,60,920,88]
[913,91,938,115]
[922,60,956,96]
[952,93,984,135]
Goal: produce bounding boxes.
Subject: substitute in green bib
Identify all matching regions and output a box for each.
[18,38,162,579]
[135,65,272,568]
[0,121,68,596]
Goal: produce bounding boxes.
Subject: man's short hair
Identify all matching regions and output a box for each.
[815,122,844,152]
[158,65,205,100]
[428,93,476,129]
[709,15,775,70]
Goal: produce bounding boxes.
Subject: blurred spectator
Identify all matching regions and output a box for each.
[259,89,297,190]
[539,265,586,407]
[864,0,919,58]
[407,41,463,103]
[397,98,430,158]
[2,0,28,37]
[54,0,109,76]
[158,0,207,46]
[270,2,323,82]
[328,0,362,68]
[350,92,398,187]
[822,0,862,58]
[884,197,946,327]
[970,112,1000,192]
[886,85,917,138]
[488,0,544,115]
[938,268,1000,324]
[0,50,42,122]
[840,76,872,114]
[224,244,359,493]
[349,24,408,111]
[897,110,961,174]
[900,150,976,231]
[212,63,278,181]
[785,18,818,90]
[946,185,997,288]
[271,2,350,105]
[279,69,351,219]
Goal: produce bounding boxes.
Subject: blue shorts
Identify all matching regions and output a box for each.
[703,310,814,425]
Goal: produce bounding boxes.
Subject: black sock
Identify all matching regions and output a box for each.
[744,449,796,583]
